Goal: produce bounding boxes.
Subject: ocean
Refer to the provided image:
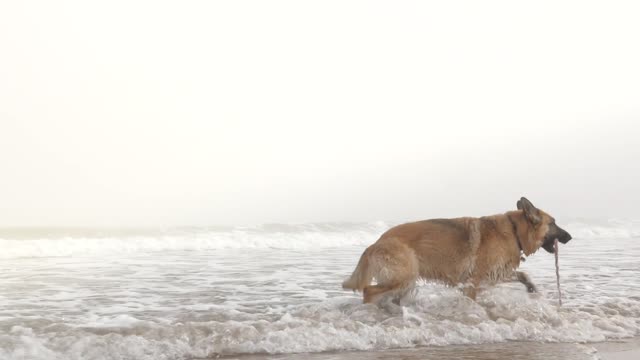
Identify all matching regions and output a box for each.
[1,219,639,360]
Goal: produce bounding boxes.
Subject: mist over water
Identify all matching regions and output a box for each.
[1,219,639,359]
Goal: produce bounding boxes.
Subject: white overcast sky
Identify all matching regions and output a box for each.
[1,1,639,227]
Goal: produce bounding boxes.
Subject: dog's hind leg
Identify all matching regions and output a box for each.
[363,284,392,304]
[362,240,418,304]
[514,271,537,293]
[363,281,416,304]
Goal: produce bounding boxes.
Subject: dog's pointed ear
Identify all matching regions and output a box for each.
[517,197,541,225]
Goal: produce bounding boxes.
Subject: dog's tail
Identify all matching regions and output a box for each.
[342,247,373,292]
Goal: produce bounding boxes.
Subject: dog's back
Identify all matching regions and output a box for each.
[343,217,484,302]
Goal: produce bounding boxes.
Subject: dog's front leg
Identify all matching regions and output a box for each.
[462,281,478,300]
[462,286,476,300]
[515,271,537,293]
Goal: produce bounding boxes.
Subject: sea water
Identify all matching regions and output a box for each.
[1,219,639,359]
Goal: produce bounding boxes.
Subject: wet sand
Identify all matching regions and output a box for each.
[208,337,640,360]
[594,337,640,360]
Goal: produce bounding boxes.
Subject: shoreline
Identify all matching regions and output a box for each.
[594,337,640,360]
[207,337,640,360]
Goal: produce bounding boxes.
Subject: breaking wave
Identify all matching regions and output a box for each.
[2,286,639,360]
[0,222,389,259]
[1,218,640,360]
[1,219,638,259]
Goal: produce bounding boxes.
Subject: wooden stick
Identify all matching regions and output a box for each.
[554,238,562,306]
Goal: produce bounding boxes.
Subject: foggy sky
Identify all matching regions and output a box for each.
[1,1,639,227]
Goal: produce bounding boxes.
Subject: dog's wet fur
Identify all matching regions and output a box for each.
[342,197,572,303]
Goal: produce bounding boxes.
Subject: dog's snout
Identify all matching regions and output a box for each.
[559,228,572,244]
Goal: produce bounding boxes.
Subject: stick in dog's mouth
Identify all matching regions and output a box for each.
[554,238,562,306]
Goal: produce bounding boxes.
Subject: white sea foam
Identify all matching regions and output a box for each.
[566,219,640,240]
[0,222,390,259]
[1,287,639,360]
[1,220,639,360]
[1,219,638,259]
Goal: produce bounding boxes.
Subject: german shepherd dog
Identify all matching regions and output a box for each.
[342,197,572,303]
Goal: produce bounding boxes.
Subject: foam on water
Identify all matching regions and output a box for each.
[1,219,638,259]
[0,222,389,259]
[1,220,639,360]
[2,287,639,360]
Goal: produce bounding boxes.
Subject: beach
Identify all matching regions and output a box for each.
[217,337,640,360]
[594,337,640,360]
[1,220,639,359]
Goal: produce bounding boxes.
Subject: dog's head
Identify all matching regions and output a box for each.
[517,197,572,254]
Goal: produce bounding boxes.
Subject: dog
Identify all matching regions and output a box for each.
[342,197,572,303]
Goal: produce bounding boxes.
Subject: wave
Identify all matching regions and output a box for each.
[565,219,640,240]
[1,219,638,259]
[2,286,639,359]
[0,222,389,259]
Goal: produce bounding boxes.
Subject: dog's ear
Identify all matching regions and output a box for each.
[517,197,541,225]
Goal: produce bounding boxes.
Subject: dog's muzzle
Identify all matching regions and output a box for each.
[542,228,572,253]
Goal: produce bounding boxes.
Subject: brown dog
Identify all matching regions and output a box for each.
[342,197,572,303]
